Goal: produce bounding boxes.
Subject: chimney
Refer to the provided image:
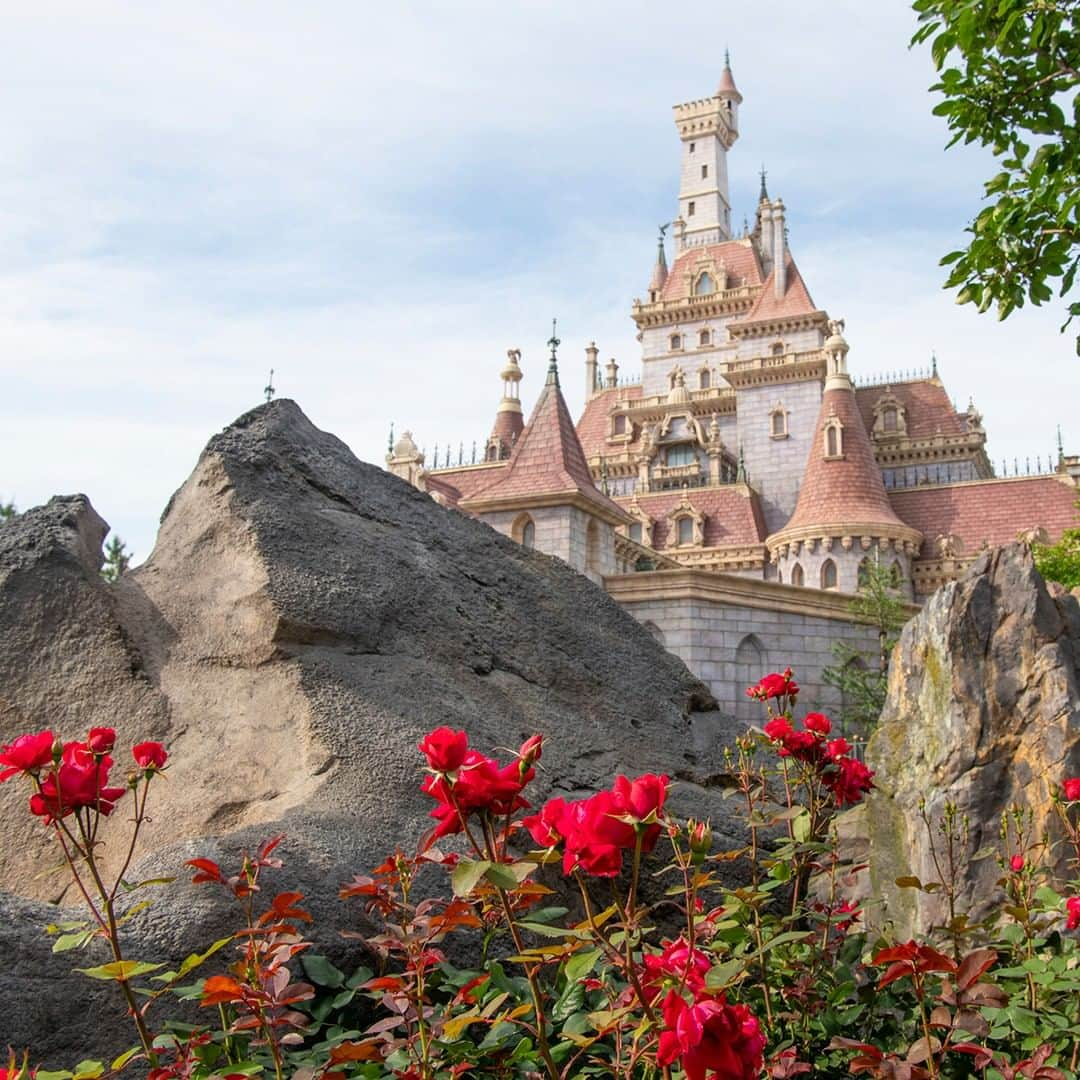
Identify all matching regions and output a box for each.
[772,198,787,300]
[585,342,599,398]
[606,357,619,389]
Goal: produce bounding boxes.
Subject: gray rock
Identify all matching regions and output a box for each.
[0,400,745,1064]
[866,543,1080,937]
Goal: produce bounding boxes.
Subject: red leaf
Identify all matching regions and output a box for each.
[956,948,997,990]
[186,858,222,884]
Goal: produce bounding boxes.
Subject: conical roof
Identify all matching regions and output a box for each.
[461,363,628,523]
[769,376,918,546]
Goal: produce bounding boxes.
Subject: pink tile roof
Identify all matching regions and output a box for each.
[854,379,968,439]
[625,486,766,548]
[779,379,908,536]
[741,256,819,325]
[464,371,627,518]
[888,476,1078,554]
[426,463,508,508]
[576,385,645,460]
[490,407,524,448]
[660,239,763,302]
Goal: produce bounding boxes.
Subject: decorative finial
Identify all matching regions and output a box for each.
[724,47,731,69]
[388,422,395,453]
[264,368,275,404]
[759,165,768,203]
[736,445,748,484]
[1058,424,1065,462]
[547,318,561,386]
[599,456,610,496]
[931,350,938,377]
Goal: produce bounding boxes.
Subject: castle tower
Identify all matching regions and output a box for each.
[486,348,525,460]
[386,430,426,488]
[461,331,630,582]
[671,53,741,251]
[765,322,922,596]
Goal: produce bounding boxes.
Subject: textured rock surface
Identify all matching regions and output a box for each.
[867,543,1080,936]
[0,399,742,1063]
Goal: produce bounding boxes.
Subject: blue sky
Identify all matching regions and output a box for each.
[1,2,1076,561]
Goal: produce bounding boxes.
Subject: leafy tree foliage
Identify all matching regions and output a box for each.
[1034,525,1080,588]
[0,499,15,522]
[823,560,911,736]
[912,0,1079,331]
[102,534,132,583]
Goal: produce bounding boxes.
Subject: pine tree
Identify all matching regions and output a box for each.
[0,500,15,523]
[101,535,132,583]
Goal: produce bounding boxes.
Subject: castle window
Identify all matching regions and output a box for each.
[613,414,627,435]
[701,164,708,179]
[699,329,711,346]
[883,407,898,432]
[770,405,788,439]
[689,142,696,153]
[771,342,784,356]
[688,201,696,217]
[824,419,844,459]
[890,561,903,588]
[695,272,715,296]
[821,559,838,590]
[628,522,642,544]
[670,334,682,351]
[858,558,871,588]
[790,563,804,587]
[667,444,696,467]
[677,516,694,546]
[514,513,536,549]
[699,369,711,390]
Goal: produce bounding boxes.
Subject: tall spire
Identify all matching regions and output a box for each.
[758,165,769,203]
[717,50,739,97]
[649,224,669,294]
[547,318,560,386]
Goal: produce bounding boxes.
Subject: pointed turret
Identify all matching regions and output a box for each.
[766,322,922,595]
[486,348,525,460]
[717,50,742,102]
[649,229,669,299]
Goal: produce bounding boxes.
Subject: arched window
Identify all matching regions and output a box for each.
[771,408,787,438]
[821,559,838,590]
[514,513,536,549]
[699,329,711,347]
[858,558,872,588]
[677,516,694,545]
[670,334,682,351]
[771,342,784,356]
[699,369,711,390]
[735,634,766,721]
[825,421,843,458]
[883,407,898,432]
[790,562,805,587]
[890,561,903,588]
[695,272,714,296]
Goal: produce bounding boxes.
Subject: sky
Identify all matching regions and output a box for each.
[1,1,1076,562]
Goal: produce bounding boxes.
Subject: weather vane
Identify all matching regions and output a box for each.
[264,368,275,404]
[548,317,560,360]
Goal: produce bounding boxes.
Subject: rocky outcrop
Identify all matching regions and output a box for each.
[0,400,739,1064]
[867,543,1080,937]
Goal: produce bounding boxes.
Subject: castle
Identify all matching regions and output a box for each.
[386,61,1078,718]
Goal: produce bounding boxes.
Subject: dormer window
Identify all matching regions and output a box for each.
[677,516,694,545]
[694,272,714,296]
[883,407,898,432]
[670,334,682,351]
[613,414,627,436]
[699,329,711,347]
[666,444,696,467]
[628,522,642,544]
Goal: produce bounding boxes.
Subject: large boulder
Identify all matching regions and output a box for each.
[0,400,740,1064]
[867,543,1080,937]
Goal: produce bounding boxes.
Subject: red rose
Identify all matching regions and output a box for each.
[418,727,469,773]
[0,730,55,781]
[29,741,125,824]
[823,756,874,807]
[1066,896,1080,931]
[522,797,567,847]
[803,713,831,736]
[763,717,794,744]
[518,734,543,768]
[1063,778,1080,802]
[825,737,851,760]
[86,727,116,755]
[746,668,799,703]
[643,937,713,999]
[133,741,168,770]
[1009,854,1025,873]
[656,989,766,1080]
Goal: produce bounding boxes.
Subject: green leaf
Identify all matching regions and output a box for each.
[564,948,601,983]
[301,953,346,988]
[451,858,492,897]
[52,930,95,953]
[485,863,526,890]
[110,1049,140,1072]
[76,960,165,982]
